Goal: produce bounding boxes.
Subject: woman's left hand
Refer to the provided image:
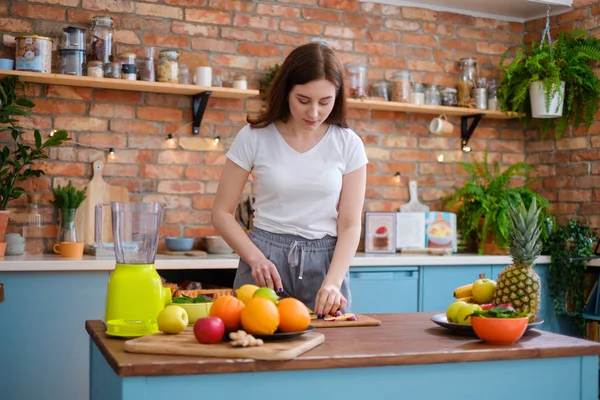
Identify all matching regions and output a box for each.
[314,284,347,317]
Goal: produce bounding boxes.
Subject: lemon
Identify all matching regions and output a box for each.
[235,284,260,304]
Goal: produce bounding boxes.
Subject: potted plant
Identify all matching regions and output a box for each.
[259,63,280,101]
[0,76,69,256]
[498,29,600,139]
[51,180,87,244]
[442,151,551,255]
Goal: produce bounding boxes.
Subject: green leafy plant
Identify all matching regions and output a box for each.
[545,219,597,336]
[259,63,280,99]
[172,294,212,304]
[498,29,600,138]
[50,180,87,210]
[443,151,551,254]
[0,76,70,210]
[471,308,529,319]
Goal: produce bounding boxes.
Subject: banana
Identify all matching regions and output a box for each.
[453,283,473,298]
[455,296,475,304]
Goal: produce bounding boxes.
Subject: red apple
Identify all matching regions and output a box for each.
[496,304,516,312]
[194,317,225,344]
[480,303,495,310]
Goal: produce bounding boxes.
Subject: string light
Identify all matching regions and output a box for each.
[461,139,472,153]
[49,129,56,137]
[394,171,401,183]
[166,133,174,144]
[214,135,221,143]
[437,154,444,163]
[108,147,115,160]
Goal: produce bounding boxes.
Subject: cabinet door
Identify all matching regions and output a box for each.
[0,271,108,400]
[350,267,419,313]
[420,265,493,312]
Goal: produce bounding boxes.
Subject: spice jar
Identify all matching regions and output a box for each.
[458,58,478,108]
[345,62,367,98]
[179,64,190,84]
[440,86,458,107]
[371,80,392,101]
[104,61,120,79]
[233,73,248,90]
[425,84,442,106]
[157,49,179,83]
[410,82,425,105]
[119,53,137,80]
[90,16,114,64]
[391,70,412,103]
[87,60,104,78]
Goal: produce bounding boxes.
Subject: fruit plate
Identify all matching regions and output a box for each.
[251,325,315,342]
[430,313,544,334]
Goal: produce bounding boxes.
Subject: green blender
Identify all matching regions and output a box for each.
[95,202,172,337]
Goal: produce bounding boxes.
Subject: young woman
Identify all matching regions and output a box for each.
[211,42,368,318]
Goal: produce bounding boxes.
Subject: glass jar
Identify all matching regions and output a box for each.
[23,194,44,255]
[410,82,425,105]
[119,53,136,80]
[157,49,179,83]
[58,49,85,76]
[345,62,367,98]
[458,58,478,108]
[90,16,114,64]
[57,208,78,243]
[104,61,120,78]
[179,63,190,84]
[232,73,248,90]
[488,86,499,111]
[425,84,441,105]
[391,70,412,103]
[371,80,392,101]
[87,60,104,78]
[440,86,458,107]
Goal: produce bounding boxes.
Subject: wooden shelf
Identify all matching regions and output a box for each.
[0,69,259,99]
[347,98,517,120]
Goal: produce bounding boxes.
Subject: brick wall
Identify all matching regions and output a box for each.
[524,0,600,228]
[1,0,535,241]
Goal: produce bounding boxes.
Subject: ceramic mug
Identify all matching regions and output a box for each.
[5,233,25,255]
[429,114,454,135]
[193,66,212,87]
[53,242,84,259]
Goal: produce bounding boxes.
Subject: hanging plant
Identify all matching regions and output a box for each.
[545,219,597,337]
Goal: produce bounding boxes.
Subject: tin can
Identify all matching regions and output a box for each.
[15,35,53,73]
[474,87,488,110]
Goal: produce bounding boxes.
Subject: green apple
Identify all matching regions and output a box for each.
[157,305,189,334]
[472,277,497,304]
[455,303,482,325]
[446,300,467,323]
[253,287,279,304]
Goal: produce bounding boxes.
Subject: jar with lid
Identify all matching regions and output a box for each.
[440,86,458,107]
[424,84,442,106]
[371,80,392,101]
[233,73,248,90]
[487,83,499,111]
[410,82,425,105]
[157,50,179,83]
[87,60,104,78]
[90,16,114,64]
[119,53,137,80]
[391,70,412,103]
[458,58,478,108]
[345,62,367,98]
[104,61,120,79]
[178,64,190,84]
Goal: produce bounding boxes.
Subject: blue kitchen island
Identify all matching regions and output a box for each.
[87,313,600,400]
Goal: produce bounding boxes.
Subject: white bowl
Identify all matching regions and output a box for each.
[203,236,234,254]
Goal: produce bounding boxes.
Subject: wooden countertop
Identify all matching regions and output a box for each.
[86,312,600,377]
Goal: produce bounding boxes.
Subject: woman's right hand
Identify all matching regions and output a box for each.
[249,258,283,292]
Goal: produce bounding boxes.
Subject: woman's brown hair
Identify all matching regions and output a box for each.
[248,42,348,129]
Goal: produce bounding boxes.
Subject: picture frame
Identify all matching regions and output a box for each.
[364,212,397,253]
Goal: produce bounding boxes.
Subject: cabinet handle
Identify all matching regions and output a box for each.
[0,283,4,302]
[350,271,415,280]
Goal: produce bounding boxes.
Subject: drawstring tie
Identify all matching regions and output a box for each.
[287,240,304,280]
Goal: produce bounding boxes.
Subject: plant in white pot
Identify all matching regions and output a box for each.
[498,29,600,139]
[0,76,70,255]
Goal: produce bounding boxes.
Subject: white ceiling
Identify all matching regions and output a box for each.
[361,0,573,22]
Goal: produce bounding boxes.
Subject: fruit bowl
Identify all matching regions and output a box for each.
[471,316,529,344]
[430,313,543,335]
[176,302,213,324]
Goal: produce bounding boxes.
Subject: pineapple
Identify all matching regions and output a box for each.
[493,197,543,321]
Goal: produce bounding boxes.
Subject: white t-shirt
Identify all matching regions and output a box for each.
[226,123,368,240]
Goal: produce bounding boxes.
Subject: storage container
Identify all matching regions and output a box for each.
[15,35,53,73]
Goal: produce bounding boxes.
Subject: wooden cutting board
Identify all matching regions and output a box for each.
[124,328,325,361]
[310,314,382,328]
[75,160,130,252]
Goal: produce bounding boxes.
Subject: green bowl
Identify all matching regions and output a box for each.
[176,302,213,324]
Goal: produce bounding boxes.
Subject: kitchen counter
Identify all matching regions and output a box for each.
[87,312,600,400]
[0,252,553,272]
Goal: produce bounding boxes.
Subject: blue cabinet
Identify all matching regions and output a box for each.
[420,265,493,312]
[0,271,109,400]
[350,267,419,313]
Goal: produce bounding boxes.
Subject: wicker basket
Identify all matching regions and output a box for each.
[174,286,234,300]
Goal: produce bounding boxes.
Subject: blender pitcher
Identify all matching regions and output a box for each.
[95,202,172,337]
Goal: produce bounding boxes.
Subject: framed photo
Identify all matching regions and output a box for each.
[364,212,397,253]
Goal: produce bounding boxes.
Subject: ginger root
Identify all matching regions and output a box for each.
[229,330,264,347]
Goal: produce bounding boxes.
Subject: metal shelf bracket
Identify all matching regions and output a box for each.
[192,91,213,135]
[460,113,485,151]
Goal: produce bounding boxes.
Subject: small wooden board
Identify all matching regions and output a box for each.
[157,249,208,257]
[310,314,382,328]
[124,328,324,361]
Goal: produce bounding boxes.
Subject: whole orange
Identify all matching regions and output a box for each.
[240,298,280,335]
[277,298,311,333]
[209,295,245,331]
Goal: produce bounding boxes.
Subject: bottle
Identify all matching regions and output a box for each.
[24,194,44,255]
[90,16,114,64]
